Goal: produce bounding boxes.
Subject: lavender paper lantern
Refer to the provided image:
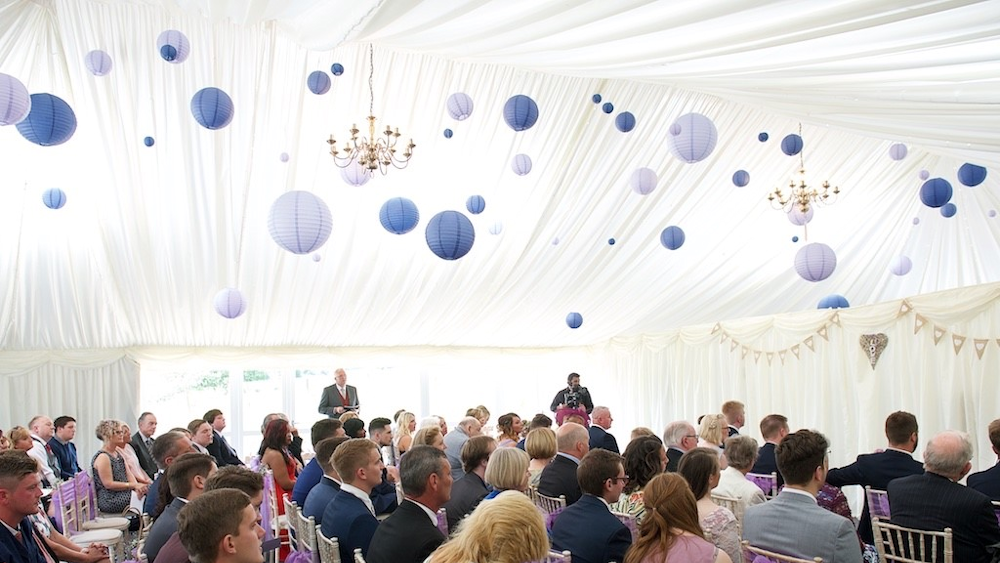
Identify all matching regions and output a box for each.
[0,73,30,125]
[340,160,371,186]
[732,170,750,187]
[511,154,532,176]
[307,71,331,95]
[888,143,907,161]
[630,168,657,195]
[190,87,234,130]
[16,93,77,146]
[787,205,814,226]
[267,191,332,254]
[84,50,113,76]
[42,188,66,209]
[919,169,930,180]
[615,111,636,133]
[379,197,419,234]
[919,178,952,208]
[426,211,475,260]
[312,254,322,262]
[280,152,289,162]
[466,195,486,215]
[566,312,583,329]
[446,93,473,120]
[503,95,538,131]
[957,163,987,187]
[990,210,997,218]
[781,134,803,156]
[890,255,912,276]
[213,288,247,319]
[660,226,685,250]
[940,202,957,218]
[817,294,849,309]
[794,242,836,282]
[157,30,191,63]
[668,113,718,163]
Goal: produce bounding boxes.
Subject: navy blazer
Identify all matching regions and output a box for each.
[538,455,582,506]
[206,430,243,467]
[144,497,185,563]
[320,489,380,563]
[825,448,923,543]
[441,471,488,530]
[750,442,784,488]
[967,461,1000,500]
[292,458,324,506]
[47,438,81,480]
[888,472,1000,563]
[143,474,163,516]
[550,495,631,563]
[131,432,158,479]
[588,426,619,454]
[367,500,445,563]
[0,517,51,563]
[303,477,341,525]
[665,447,684,473]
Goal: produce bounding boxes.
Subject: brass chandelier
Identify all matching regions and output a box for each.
[768,125,839,214]
[327,45,415,175]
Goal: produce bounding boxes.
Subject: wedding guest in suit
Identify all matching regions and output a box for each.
[187,420,214,455]
[291,419,344,506]
[441,435,495,531]
[888,430,1000,563]
[321,439,383,562]
[750,414,788,488]
[721,401,744,438]
[143,453,216,563]
[303,437,350,525]
[538,422,590,506]
[0,451,55,563]
[367,446,452,563]
[131,412,159,480]
[47,416,81,481]
[144,431,195,516]
[318,368,360,419]
[663,421,698,472]
[443,417,482,479]
[967,417,1000,500]
[743,429,862,562]
[26,417,57,487]
[589,407,620,454]
[366,418,400,515]
[551,449,632,563]
[177,489,265,563]
[712,435,766,517]
[427,491,548,563]
[203,410,243,467]
[825,410,924,543]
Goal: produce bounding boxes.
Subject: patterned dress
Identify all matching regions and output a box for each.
[609,490,646,524]
[91,450,131,513]
[701,506,741,563]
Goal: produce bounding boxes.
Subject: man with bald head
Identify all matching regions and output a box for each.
[588,407,619,454]
[26,416,57,487]
[888,430,1000,563]
[538,422,590,505]
[443,417,482,479]
[318,368,360,419]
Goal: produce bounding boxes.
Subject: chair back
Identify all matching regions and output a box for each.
[295,512,318,563]
[436,508,448,537]
[533,491,567,514]
[865,486,891,519]
[74,471,98,521]
[745,472,778,498]
[261,470,278,542]
[610,512,638,539]
[872,518,953,563]
[540,550,572,563]
[353,547,366,563]
[711,492,743,532]
[315,526,342,563]
[741,541,823,562]
[283,494,300,551]
[52,478,78,534]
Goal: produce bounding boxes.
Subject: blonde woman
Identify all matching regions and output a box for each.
[525,427,556,487]
[483,447,530,498]
[428,491,549,563]
[394,411,416,454]
[698,415,726,451]
[413,426,446,451]
[116,422,153,486]
[92,420,145,513]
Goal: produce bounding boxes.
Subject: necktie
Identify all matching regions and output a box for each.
[31,528,57,563]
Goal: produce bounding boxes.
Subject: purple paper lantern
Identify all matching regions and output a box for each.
[817,294,849,309]
[42,188,66,209]
[919,169,930,180]
[668,113,717,163]
[919,178,952,208]
[0,73,31,125]
[511,154,532,176]
[660,226,685,250]
[426,211,475,260]
[16,93,77,146]
[940,202,957,218]
[990,210,997,218]
[379,197,419,234]
[630,168,657,195]
[888,143,907,161]
[446,93,474,120]
[267,191,332,254]
[781,134,803,156]
[466,195,486,215]
[157,30,190,63]
[957,163,987,187]
[190,87,234,130]
[503,95,538,132]
[732,170,750,187]
[794,242,836,282]
[615,111,636,133]
[213,288,247,319]
[280,152,290,162]
[787,206,814,226]
[307,71,331,95]
[566,312,583,329]
[340,160,371,186]
[84,50,113,76]
[890,255,912,276]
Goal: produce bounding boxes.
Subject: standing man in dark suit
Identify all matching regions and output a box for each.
[367,446,452,563]
[751,414,789,488]
[318,368,359,419]
[662,421,697,472]
[588,407,619,454]
[0,452,54,563]
[131,412,159,479]
[826,410,924,543]
[143,453,216,563]
[888,430,1000,563]
[550,449,632,563]
[722,400,745,438]
[968,418,1000,500]
[441,435,495,531]
[549,372,594,414]
[203,409,243,467]
[538,422,589,506]
[321,439,382,563]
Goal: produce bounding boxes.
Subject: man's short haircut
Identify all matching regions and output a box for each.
[556,422,589,453]
[677,447,720,498]
[525,428,557,460]
[166,453,216,498]
[368,417,392,435]
[204,465,264,497]
[989,419,1000,451]
[461,435,496,473]
[187,419,209,435]
[885,411,918,445]
[315,436,351,474]
[577,449,623,496]
[151,431,191,469]
[923,430,974,476]
[202,409,223,426]
[28,415,48,430]
[138,412,154,424]
[0,450,40,489]
[53,416,76,430]
[759,414,789,440]
[332,439,377,484]
[567,372,580,384]
[260,413,286,434]
[721,401,744,418]
[177,488,251,563]
[343,418,366,438]
[400,445,448,497]
[311,419,343,447]
[663,421,692,447]
[775,429,829,486]
[528,414,553,430]
[723,435,759,471]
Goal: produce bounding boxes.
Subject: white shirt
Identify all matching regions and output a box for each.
[712,466,767,514]
[27,435,56,484]
[340,483,376,517]
[781,486,818,503]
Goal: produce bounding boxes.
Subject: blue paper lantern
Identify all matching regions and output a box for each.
[446,93,474,120]
[190,87,234,130]
[267,191,332,254]
[781,134,803,156]
[630,168,657,195]
[0,73,30,125]
[615,111,636,133]
[794,242,836,282]
[608,238,616,246]
[331,63,344,76]
[890,255,912,276]
[379,197,419,235]
[668,113,718,163]
[758,132,768,142]
[157,30,190,63]
[84,50,113,76]
[591,94,602,104]
[426,211,475,260]
[340,160,371,186]
[792,236,799,243]
[919,178,952,208]
[503,95,538,131]
[213,288,247,319]
[817,294,849,309]
[940,202,957,218]
[732,170,750,187]
[957,163,987,187]
[307,71,331,95]
[466,195,485,215]
[16,93,77,146]
[42,188,66,209]
[566,312,583,329]
[888,143,907,161]
[144,136,155,147]
[443,128,453,139]
[601,102,614,114]
[660,226,685,250]
[511,154,532,176]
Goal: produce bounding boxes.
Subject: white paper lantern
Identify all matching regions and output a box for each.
[668,113,717,163]
[213,288,247,319]
[0,73,31,126]
[340,160,371,186]
[511,154,532,176]
[889,255,912,276]
[630,168,658,195]
[787,206,814,226]
[268,191,332,254]
[84,50,113,76]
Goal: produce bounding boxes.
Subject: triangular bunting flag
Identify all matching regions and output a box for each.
[720,333,729,343]
[817,326,829,341]
[933,326,946,345]
[830,312,841,326]
[730,339,739,352]
[791,344,800,358]
[711,323,721,334]
[753,350,761,363]
[804,336,815,351]
[742,346,749,359]
[974,339,988,359]
[898,300,912,317]
[952,334,966,354]
[778,350,787,364]
[766,352,774,365]
[914,314,927,334]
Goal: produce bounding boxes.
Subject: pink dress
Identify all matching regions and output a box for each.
[640,535,718,563]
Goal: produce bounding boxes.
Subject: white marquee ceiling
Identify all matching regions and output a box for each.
[0,0,998,350]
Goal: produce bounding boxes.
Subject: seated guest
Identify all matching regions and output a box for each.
[466,406,491,434]
[203,409,243,468]
[555,407,590,427]
[517,413,553,450]
[370,417,399,468]
[888,430,1000,563]
[260,413,304,467]
[678,448,740,563]
[143,453,216,563]
[413,426,446,451]
[177,489,265,563]
[26,416,58,487]
[589,407,620,454]
[394,412,416,455]
[610,435,666,524]
[257,417,299,540]
[291,419,345,505]
[0,451,57,563]
[321,439,383,563]
[538,422,590,506]
[623,472,732,563]
[48,416,82,481]
[825,410,923,544]
[525,427,557,488]
[444,417,482,480]
[721,401,744,438]
[697,414,726,454]
[117,423,153,489]
[367,446,452,563]
[131,412,159,480]
[367,418,400,515]
[29,501,111,563]
[441,435,495,531]
[144,431,195,516]
[428,491,548,563]
[187,420,214,455]
[662,421,697,473]
[92,420,145,514]
[495,413,523,448]
[630,427,657,441]
[551,449,632,563]
[303,436,350,525]
[483,447,529,498]
[967,417,1000,500]
[743,429,862,562]
[712,435,766,516]
[750,414,788,488]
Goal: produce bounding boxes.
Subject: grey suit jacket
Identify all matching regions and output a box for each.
[743,489,862,563]
[318,384,359,418]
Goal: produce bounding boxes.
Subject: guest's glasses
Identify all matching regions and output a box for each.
[609,475,630,485]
